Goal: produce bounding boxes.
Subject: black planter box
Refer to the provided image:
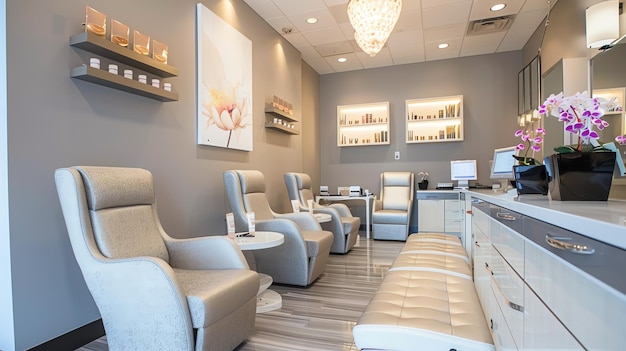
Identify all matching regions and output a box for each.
[513,164,548,195]
[544,152,616,201]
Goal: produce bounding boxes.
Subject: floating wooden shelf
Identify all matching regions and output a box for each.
[265,106,299,122]
[265,122,300,135]
[70,32,178,78]
[70,65,178,102]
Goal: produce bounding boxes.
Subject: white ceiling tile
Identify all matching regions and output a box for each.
[287,8,339,33]
[422,1,473,28]
[460,31,507,56]
[243,0,284,20]
[301,26,348,46]
[394,10,422,33]
[469,0,524,21]
[423,24,466,42]
[393,54,426,65]
[267,16,296,34]
[326,53,365,72]
[269,0,327,16]
[422,0,472,9]
[355,48,394,68]
[424,38,462,60]
[323,0,349,7]
[520,0,553,13]
[497,9,547,52]
[243,0,550,74]
[401,0,422,12]
[328,4,350,24]
[283,32,313,48]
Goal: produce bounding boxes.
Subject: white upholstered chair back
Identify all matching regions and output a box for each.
[380,172,414,210]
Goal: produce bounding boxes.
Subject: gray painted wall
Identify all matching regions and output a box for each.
[319,52,522,195]
[1,0,307,349]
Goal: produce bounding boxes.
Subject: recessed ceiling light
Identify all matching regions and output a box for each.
[438,43,449,49]
[306,17,318,24]
[490,3,506,12]
[338,57,347,63]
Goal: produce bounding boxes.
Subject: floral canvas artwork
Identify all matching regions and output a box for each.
[197,4,253,151]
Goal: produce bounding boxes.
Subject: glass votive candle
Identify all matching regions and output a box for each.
[123,69,133,79]
[138,74,147,84]
[163,83,172,91]
[152,40,168,64]
[110,19,129,47]
[151,79,160,88]
[85,6,106,37]
[133,30,150,56]
[108,64,118,74]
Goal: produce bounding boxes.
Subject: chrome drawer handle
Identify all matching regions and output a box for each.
[485,263,524,313]
[496,212,517,221]
[545,234,595,255]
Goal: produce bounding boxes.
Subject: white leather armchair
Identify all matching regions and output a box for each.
[223,170,333,287]
[372,171,415,241]
[284,172,360,254]
[54,166,259,351]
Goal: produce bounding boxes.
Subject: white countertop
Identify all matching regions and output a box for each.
[467,189,626,250]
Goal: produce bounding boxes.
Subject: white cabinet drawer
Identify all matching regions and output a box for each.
[490,207,524,278]
[472,202,490,236]
[523,285,583,350]
[488,286,518,351]
[473,224,492,317]
[417,199,444,232]
[524,217,626,350]
[489,250,524,349]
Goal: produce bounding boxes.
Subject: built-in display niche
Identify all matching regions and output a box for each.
[405,95,463,143]
[337,102,390,147]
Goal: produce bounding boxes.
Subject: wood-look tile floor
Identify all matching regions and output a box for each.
[76,233,404,351]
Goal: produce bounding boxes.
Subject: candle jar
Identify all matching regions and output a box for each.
[85,6,106,37]
[110,19,129,47]
[152,39,168,64]
[133,30,150,56]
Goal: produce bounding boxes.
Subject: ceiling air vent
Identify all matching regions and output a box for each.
[467,15,514,36]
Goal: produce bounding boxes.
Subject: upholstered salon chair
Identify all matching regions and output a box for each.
[372,171,415,241]
[223,170,333,287]
[284,172,360,254]
[55,166,259,351]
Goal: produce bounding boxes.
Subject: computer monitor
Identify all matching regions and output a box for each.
[490,146,517,180]
[450,160,477,189]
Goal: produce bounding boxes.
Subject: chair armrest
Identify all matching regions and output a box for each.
[255,219,307,248]
[373,199,383,212]
[327,203,352,217]
[84,257,195,349]
[165,236,249,270]
[273,212,321,230]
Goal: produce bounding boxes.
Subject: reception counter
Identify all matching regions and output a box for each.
[466,189,625,350]
[467,189,626,250]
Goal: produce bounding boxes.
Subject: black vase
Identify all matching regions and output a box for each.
[418,180,428,190]
[513,164,548,195]
[543,152,616,201]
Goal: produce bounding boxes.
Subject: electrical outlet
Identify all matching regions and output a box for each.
[394,151,400,160]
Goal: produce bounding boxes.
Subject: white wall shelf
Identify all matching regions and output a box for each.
[593,87,625,137]
[69,31,178,101]
[265,106,300,135]
[337,102,389,147]
[405,95,463,143]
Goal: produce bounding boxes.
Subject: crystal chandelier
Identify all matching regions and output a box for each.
[347,0,402,57]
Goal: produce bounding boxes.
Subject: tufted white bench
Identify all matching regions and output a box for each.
[353,233,494,351]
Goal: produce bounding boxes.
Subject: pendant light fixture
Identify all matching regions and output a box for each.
[586,0,619,49]
[347,0,402,57]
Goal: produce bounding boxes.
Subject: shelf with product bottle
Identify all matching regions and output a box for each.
[592,88,625,137]
[405,95,463,143]
[337,101,390,147]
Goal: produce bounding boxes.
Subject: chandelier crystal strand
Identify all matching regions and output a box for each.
[347,0,402,57]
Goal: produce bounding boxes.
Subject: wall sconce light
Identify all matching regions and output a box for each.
[586,0,619,49]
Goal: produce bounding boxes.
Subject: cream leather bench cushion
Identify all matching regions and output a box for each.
[407,233,462,246]
[390,253,472,279]
[401,240,469,264]
[353,270,494,351]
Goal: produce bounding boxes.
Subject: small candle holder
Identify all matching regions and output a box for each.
[85,6,106,37]
[110,19,129,47]
[133,30,150,56]
[152,40,168,64]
